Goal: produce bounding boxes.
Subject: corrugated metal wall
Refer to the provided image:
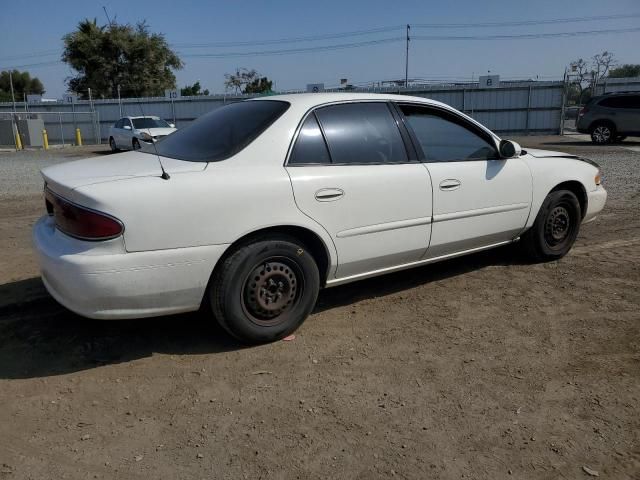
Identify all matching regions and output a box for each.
[0,81,564,145]
[594,76,640,95]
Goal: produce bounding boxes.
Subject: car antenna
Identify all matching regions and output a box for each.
[133,88,170,180]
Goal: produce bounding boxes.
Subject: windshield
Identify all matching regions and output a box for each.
[147,100,290,162]
[132,117,171,129]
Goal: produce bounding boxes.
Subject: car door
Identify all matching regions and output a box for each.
[616,95,640,134]
[286,102,433,279]
[122,118,134,148]
[112,119,123,147]
[396,103,532,258]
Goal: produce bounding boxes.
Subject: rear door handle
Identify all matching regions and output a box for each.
[439,179,461,191]
[315,188,345,202]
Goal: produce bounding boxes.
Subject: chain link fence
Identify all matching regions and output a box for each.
[0,111,100,148]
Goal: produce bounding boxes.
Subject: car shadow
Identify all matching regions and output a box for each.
[0,245,525,380]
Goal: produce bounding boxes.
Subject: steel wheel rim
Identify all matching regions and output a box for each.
[545,205,571,247]
[110,138,116,150]
[241,257,303,327]
[593,126,610,143]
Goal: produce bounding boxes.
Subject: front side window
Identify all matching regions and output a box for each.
[399,105,498,162]
[133,117,171,129]
[114,119,123,128]
[288,114,331,165]
[314,103,408,164]
[150,100,290,162]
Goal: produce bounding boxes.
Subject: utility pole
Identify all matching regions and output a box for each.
[117,84,122,117]
[9,70,16,112]
[405,24,410,89]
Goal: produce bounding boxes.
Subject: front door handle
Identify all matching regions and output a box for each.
[439,179,461,191]
[315,188,345,202]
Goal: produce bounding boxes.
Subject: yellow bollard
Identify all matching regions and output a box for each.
[75,128,82,146]
[15,130,23,150]
[42,129,49,150]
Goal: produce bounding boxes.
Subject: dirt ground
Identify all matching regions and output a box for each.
[0,136,638,479]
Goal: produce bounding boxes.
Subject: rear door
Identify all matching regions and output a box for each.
[286,102,433,279]
[396,103,532,258]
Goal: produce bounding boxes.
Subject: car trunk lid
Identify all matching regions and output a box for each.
[41,150,205,199]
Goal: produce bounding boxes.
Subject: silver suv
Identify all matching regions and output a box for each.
[576,93,640,144]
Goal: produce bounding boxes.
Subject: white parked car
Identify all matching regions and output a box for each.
[34,93,607,343]
[108,116,176,151]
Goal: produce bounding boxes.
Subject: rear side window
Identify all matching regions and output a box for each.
[599,96,640,109]
[399,105,498,162]
[288,114,331,165]
[314,103,408,164]
[151,100,290,162]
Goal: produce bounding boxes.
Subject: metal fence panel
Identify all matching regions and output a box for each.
[0,81,565,145]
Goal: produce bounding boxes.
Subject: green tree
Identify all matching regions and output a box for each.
[224,68,273,94]
[244,76,273,94]
[62,18,183,99]
[180,81,209,96]
[608,64,640,78]
[0,70,45,102]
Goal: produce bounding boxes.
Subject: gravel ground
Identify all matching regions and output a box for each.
[0,136,638,479]
[0,145,110,198]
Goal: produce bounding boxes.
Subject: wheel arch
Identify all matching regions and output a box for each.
[550,180,588,219]
[213,225,333,287]
[588,118,617,133]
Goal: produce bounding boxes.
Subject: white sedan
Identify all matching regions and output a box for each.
[108,116,176,151]
[34,93,607,343]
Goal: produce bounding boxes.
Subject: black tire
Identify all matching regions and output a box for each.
[521,190,581,262]
[590,122,615,144]
[132,138,141,150]
[209,235,320,344]
[109,137,118,152]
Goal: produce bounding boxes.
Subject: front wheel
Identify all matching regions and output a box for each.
[209,236,320,344]
[132,138,141,150]
[521,190,581,262]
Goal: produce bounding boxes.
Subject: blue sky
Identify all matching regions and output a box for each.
[1,0,638,97]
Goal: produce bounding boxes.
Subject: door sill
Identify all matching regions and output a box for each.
[325,239,516,287]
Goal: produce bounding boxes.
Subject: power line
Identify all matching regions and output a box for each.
[412,26,640,41]
[180,37,404,58]
[2,23,640,69]
[174,12,640,49]
[180,27,640,59]
[174,25,404,48]
[2,12,639,64]
[412,12,640,28]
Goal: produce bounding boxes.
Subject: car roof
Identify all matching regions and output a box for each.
[123,115,159,119]
[249,92,449,110]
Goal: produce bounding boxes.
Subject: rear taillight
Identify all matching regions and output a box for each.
[44,189,123,241]
[578,106,588,117]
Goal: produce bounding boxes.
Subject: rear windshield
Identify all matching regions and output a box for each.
[146,100,290,162]
[133,118,171,129]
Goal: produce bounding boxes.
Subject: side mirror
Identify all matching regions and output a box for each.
[169,123,175,128]
[499,140,522,158]
[123,125,132,130]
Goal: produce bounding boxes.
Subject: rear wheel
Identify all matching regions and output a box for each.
[521,190,581,262]
[209,235,320,344]
[109,137,118,152]
[590,123,615,144]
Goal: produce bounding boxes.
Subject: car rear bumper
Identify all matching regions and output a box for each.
[32,216,229,319]
[583,186,607,224]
